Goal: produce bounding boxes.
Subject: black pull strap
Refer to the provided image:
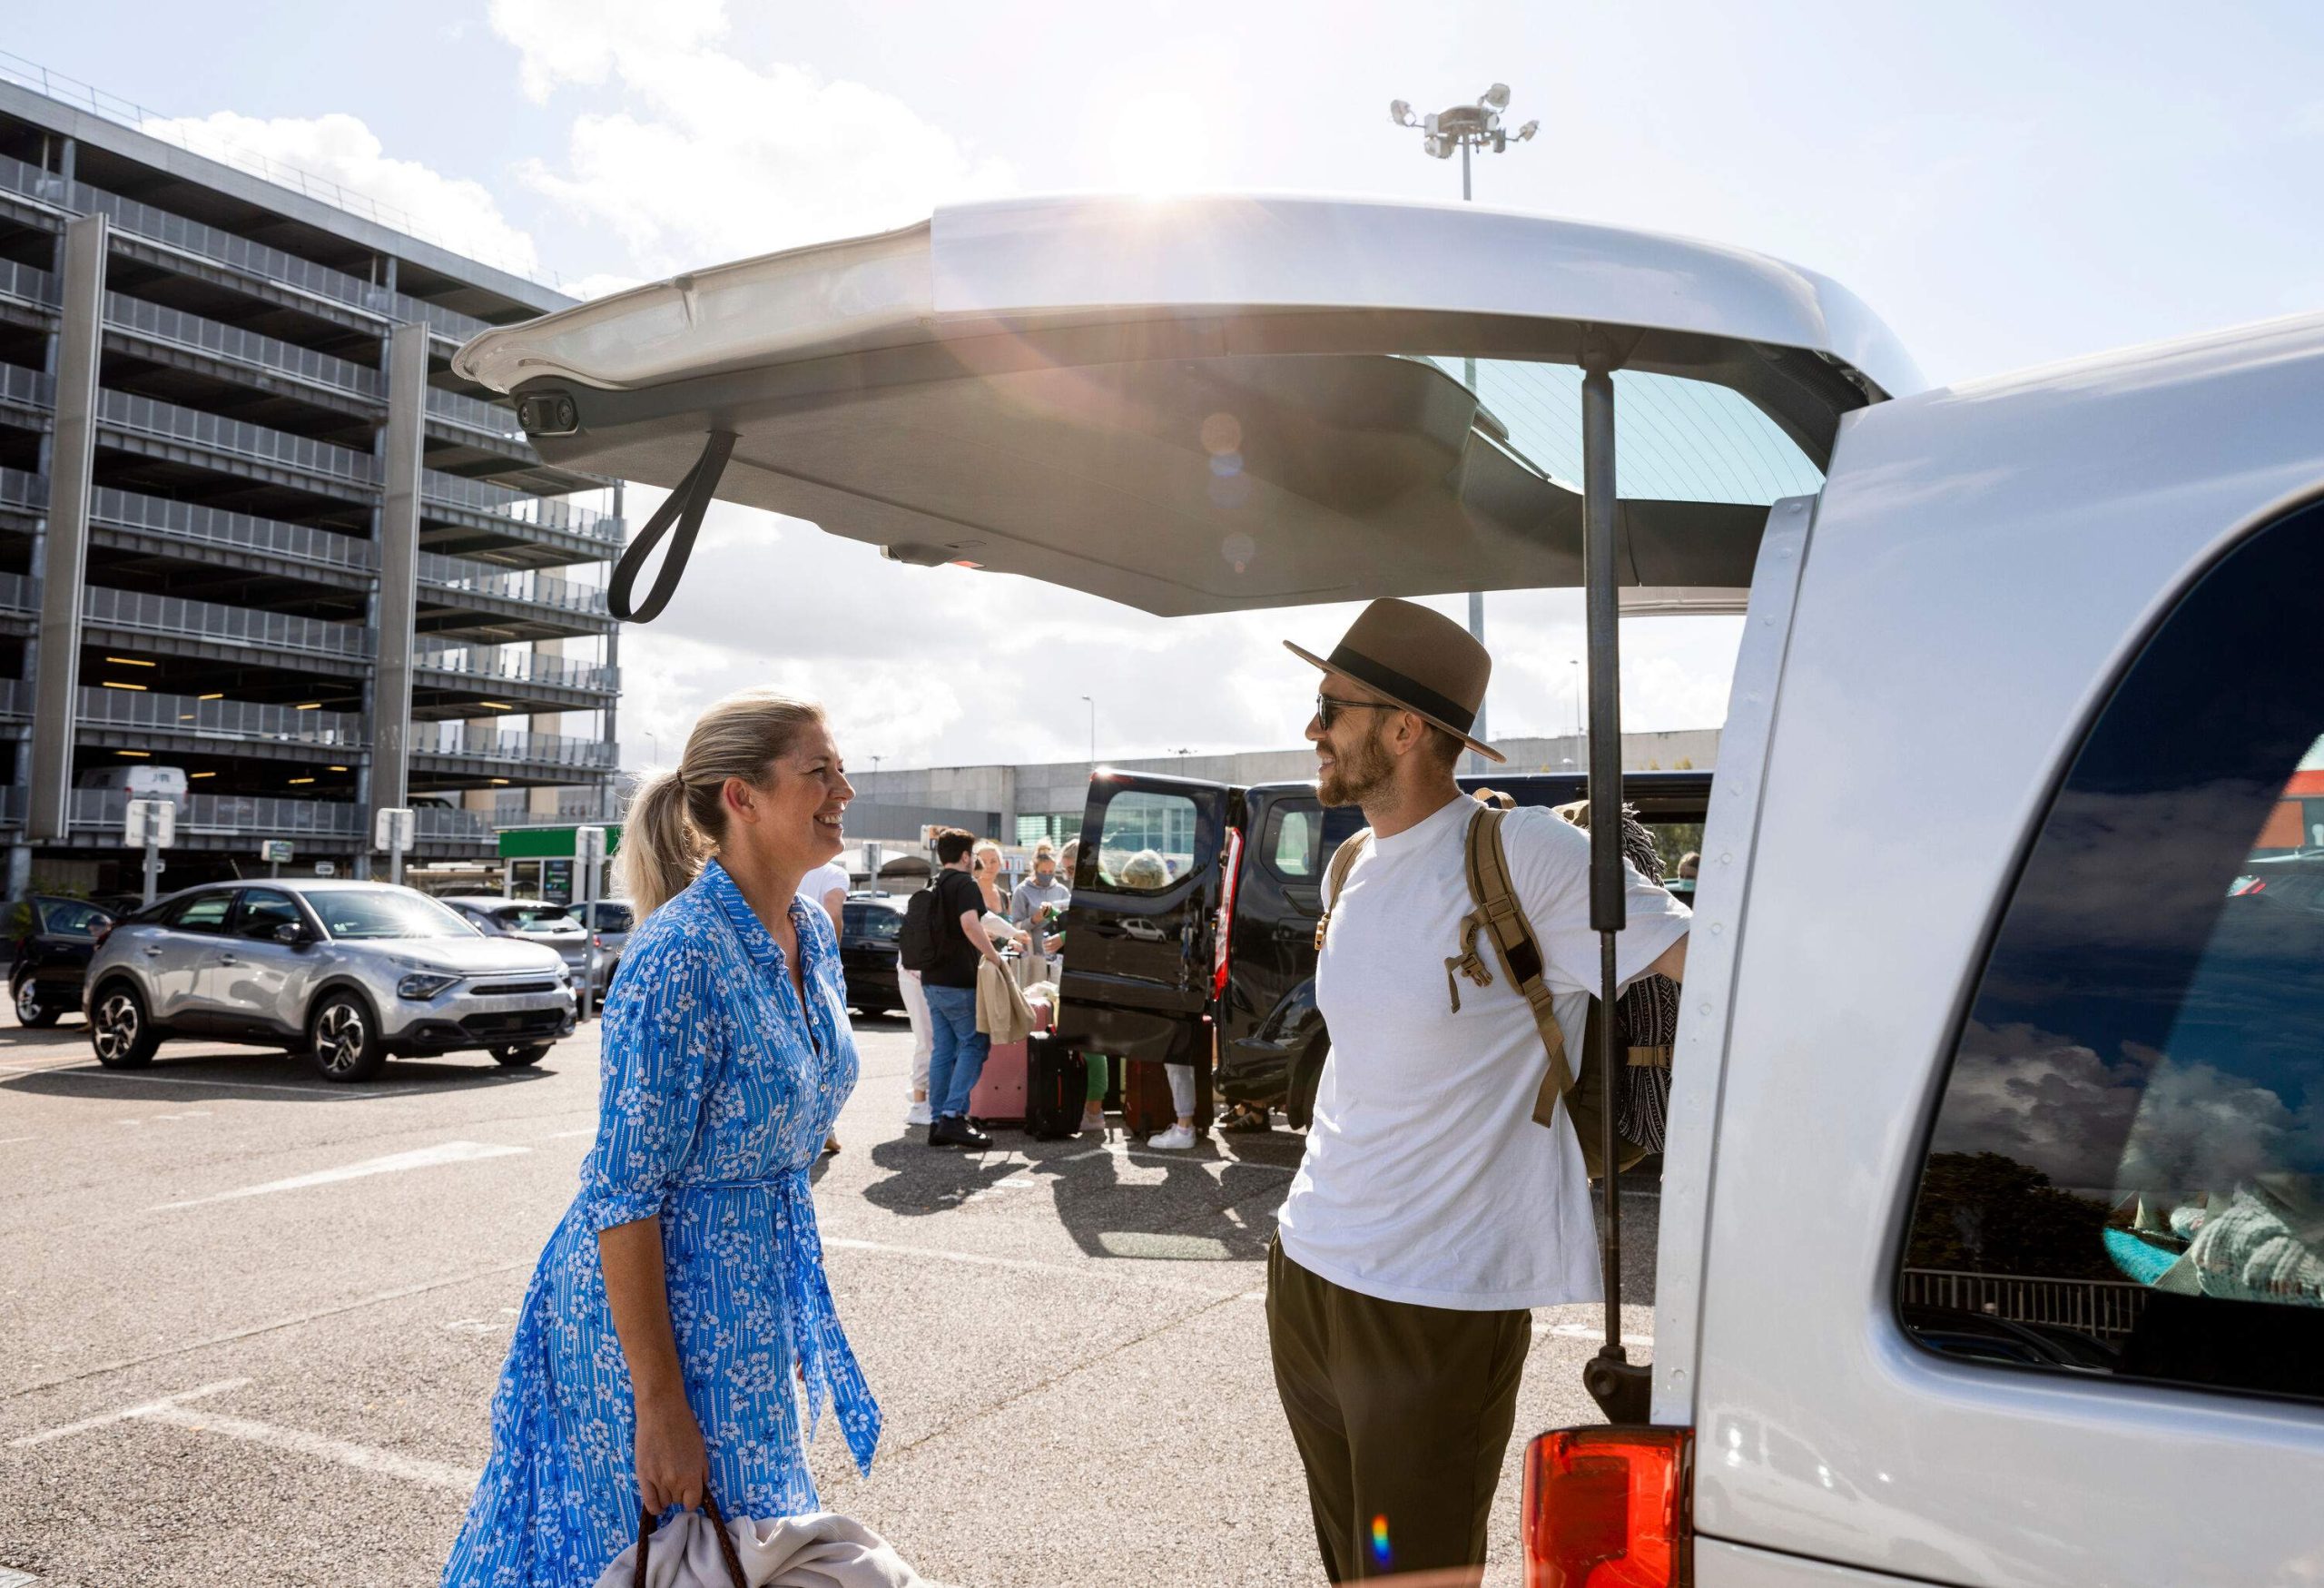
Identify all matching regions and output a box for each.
[607,431,736,623]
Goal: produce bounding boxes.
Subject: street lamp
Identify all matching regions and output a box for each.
[1392,84,1538,770]
[1080,695,1096,767]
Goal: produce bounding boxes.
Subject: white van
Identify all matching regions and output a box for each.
[457,196,2323,1583]
[75,764,189,800]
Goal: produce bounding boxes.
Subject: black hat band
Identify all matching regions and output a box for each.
[1325,645,1477,736]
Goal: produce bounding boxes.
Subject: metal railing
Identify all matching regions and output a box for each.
[1899,1268,2152,1343]
[0,360,54,409]
[493,798,620,829]
[84,584,374,659]
[414,722,616,768]
[0,676,27,715]
[413,637,614,692]
[99,389,379,487]
[0,52,568,294]
[0,150,496,342]
[77,684,364,747]
[0,468,38,509]
[0,570,37,612]
[420,468,618,542]
[69,786,360,837]
[424,385,524,440]
[106,291,383,400]
[0,255,56,309]
[88,483,376,572]
[417,804,501,841]
[417,550,606,616]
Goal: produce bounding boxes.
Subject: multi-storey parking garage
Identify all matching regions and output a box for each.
[0,78,620,893]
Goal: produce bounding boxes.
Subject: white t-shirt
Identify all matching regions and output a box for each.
[1275,795,1690,1311]
[801,861,850,910]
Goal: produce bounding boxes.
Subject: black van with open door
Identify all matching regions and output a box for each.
[1056,768,1712,1128]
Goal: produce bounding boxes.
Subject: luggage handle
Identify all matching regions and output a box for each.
[634,1489,749,1588]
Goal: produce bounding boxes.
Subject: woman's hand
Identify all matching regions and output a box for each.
[633,1388,708,1514]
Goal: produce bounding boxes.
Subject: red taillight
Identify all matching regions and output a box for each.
[592,932,604,949]
[1521,1425,1691,1588]
[93,922,113,949]
[1212,827,1242,1001]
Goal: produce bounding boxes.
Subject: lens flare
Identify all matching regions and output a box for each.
[1370,1514,1391,1567]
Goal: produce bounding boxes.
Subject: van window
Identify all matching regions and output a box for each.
[1086,791,1197,894]
[1898,501,2324,1404]
[1264,807,1319,879]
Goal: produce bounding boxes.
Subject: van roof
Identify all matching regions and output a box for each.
[455,194,1918,618]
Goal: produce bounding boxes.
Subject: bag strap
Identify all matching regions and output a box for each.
[1455,806,1576,1126]
[634,1491,748,1588]
[1312,828,1373,951]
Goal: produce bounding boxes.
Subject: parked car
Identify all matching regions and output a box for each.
[838,894,906,1015]
[84,881,575,1081]
[459,193,2324,1584]
[569,898,634,989]
[1059,770,1709,1127]
[437,896,597,991]
[7,894,115,1026]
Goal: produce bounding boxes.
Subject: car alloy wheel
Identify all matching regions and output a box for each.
[92,990,153,1067]
[15,979,41,1022]
[314,1001,370,1080]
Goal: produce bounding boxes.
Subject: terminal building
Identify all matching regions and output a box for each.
[0,72,622,899]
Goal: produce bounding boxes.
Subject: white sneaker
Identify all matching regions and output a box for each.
[906,1100,932,1127]
[1146,1124,1197,1151]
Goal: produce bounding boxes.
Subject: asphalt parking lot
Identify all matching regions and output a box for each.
[0,1007,1655,1587]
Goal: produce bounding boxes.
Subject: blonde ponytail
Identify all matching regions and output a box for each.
[615,689,825,918]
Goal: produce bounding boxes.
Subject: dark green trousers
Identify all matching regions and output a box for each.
[1265,1236,1531,1583]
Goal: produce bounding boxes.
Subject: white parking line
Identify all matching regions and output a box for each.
[152,1140,530,1211]
[0,1565,40,1587]
[824,1235,1230,1295]
[1059,1142,1298,1175]
[0,1135,34,1146]
[1535,1322,1657,1348]
[10,1378,478,1492]
[9,1377,247,1448]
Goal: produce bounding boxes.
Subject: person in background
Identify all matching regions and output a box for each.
[1059,837,1081,889]
[1678,852,1700,882]
[924,829,1010,1149]
[899,946,935,1129]
[1009,840,1072,934]
[971,840,1023,948]
[800,855,852,1156]
[1118,848,1202,1150]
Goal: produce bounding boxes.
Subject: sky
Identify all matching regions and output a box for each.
[11,2,2324,770]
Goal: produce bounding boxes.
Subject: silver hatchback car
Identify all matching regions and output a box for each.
[85,881,576,1082]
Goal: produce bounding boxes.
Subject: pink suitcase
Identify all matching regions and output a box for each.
[968,997,1051,1125]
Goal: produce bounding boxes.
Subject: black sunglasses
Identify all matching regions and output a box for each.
[1313,693,1401,731]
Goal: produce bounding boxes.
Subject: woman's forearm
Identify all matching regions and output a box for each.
[598,1216,684,1402]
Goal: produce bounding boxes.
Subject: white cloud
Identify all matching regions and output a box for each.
[138,111,542,279]
[488,0,1013,276]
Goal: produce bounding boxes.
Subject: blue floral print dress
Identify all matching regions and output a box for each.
[442,859,880,1588]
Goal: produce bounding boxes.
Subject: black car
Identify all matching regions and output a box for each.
[839,894,908,1015]
[9,894,116,1026]
[1054,769,1713,1126]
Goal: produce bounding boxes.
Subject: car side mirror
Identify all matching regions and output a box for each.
[274,922,311,947]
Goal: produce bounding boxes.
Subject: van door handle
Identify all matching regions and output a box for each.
[218,953,239,966]
[143,945,163,956]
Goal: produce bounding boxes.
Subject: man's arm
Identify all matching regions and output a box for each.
[1643,932,1687,984]
[958,908,1007,968]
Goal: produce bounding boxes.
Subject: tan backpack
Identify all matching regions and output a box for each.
[1315,804,1649,1179]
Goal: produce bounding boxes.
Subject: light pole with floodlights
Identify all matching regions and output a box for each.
[1080,695,1097,768]
[1391,84,1538,769]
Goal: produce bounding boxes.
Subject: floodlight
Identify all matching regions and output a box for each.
[1517,120,1540,142]
[1482,83,1512,110]
[1390,99,1414,126]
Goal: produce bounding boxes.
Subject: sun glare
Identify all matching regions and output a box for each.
[1106,91,1211,194]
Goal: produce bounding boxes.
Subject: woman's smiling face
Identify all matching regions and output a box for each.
[724,717,852,876]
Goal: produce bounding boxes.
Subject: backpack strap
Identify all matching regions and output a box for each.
[1312,828,1373,951]
[1456,806,1576,1125]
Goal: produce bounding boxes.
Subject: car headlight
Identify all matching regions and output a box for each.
[555,963,573,984]
[398,972,462,1001]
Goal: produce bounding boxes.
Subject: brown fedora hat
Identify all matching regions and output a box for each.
[1285,598,1505,764]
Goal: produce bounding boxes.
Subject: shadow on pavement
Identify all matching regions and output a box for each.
[0,1041,573,1106]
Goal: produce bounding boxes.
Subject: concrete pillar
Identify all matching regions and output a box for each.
[27,213,108,843]
[368,322,427,858]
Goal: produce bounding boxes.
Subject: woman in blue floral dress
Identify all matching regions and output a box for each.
[443,691,880,1587]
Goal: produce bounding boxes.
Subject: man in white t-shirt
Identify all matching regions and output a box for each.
[1269,598,1689,1584]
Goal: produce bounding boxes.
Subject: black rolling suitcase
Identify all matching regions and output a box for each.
[1024,1033,1088,1139]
